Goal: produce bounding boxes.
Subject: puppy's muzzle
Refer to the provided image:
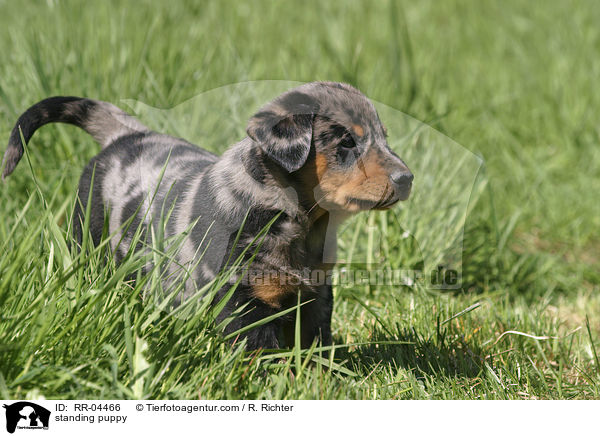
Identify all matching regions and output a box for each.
[391,170,413,199]
[377,169,413,209]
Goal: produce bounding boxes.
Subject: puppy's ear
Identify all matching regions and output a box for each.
[247,91,319,172]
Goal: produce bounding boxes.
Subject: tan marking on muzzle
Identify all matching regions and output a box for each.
[310,150,392,212]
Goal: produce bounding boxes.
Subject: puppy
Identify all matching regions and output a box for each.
[2,82,413,350]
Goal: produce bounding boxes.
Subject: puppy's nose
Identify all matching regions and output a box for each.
[390,170,414,188]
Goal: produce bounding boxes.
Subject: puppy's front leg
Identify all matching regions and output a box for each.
[218,292,281,350]
[300,284,333,350]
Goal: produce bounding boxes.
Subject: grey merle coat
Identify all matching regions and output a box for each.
[2,82,413,350]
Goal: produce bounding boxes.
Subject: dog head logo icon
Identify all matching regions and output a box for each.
[2,402,50,433]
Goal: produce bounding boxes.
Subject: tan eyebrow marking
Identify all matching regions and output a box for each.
[352,124,364,137]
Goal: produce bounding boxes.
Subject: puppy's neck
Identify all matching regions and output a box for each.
[210,138,347,264]
[208,138,302,220]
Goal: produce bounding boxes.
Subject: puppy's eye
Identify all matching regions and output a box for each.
[339,135,356,149]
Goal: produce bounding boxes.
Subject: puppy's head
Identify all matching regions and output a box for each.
[247,82,413,212]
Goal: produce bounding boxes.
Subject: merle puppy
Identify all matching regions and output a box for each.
[2,82,413,350]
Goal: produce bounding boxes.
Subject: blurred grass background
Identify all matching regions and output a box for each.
[0,0,599,399]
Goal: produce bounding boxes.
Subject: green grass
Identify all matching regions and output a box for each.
[1,0,599,399]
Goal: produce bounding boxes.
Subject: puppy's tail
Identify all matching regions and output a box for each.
[2,96,149,179]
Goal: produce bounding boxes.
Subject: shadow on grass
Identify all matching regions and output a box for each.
[334,326,484,379]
